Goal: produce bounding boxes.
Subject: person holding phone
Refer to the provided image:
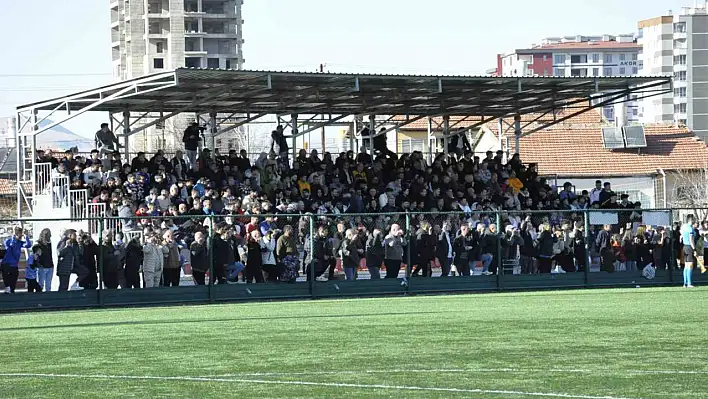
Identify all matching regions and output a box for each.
[1,227,32,293]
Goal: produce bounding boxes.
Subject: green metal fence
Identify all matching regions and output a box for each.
[0,208,704,312]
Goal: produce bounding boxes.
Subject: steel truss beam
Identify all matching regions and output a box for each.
[16,72,178,137]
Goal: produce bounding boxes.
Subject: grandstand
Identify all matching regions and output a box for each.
[0,67,684,308]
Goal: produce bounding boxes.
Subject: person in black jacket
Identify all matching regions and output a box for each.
[519,221,537,274]
[453,224,474,276]
[190,231,209,285]
[595,224,614,273]
[245,230,265,283]
[212,225,231,285]
[306,225,332,281]
[79,232,99,290]
[537,224,556,274]
[365,229,384,280]
[412,223,436,277]
[572,225,587,272]
[35,228,54,292]
[480,225,500,275]
[124,236,143,289]
[99,230,120,289]
[183,122,203,171]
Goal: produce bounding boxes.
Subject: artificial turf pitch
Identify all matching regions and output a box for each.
[0,288,706,398]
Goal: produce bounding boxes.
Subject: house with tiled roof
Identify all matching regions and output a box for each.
[394,108,708,208]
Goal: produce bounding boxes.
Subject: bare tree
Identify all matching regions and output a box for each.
[670,166,708,221]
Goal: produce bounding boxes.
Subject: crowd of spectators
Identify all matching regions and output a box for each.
[6,121,700,293]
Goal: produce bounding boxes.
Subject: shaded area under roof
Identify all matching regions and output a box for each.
[16,68,672,118]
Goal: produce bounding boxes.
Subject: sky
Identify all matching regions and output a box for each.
[0,0,694,138]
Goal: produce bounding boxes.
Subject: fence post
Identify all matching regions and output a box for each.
[405,211,412,281]
[584,209,590,288]
[668,211,675,285]
[208,214,214,303]
[308,214,315,299]
[496,211,502,291]
[98,218,104,307]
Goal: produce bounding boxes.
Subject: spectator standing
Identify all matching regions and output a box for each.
[95,123,122,157]
[25,245,42,293]
[79,233,99,290]
[35,228,54,292]
[142,234,166,288]
[162,230,181,287]
[276,225,299,283]
[383,224,406,279]
[182,122,203,171]
[436,223,453,277]
[366,229,384,279]
[56,230,83,291]
[100,230,120,289]
[124,236,143,288]
[1,227,31,293]
[245,230,265,283]
[537,224,555,274]
[190,232,209,285]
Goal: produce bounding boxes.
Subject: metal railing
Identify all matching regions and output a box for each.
[0,208,705,312]
[33,163,52,196]
[50,175,69,208]
[69,189,89,220]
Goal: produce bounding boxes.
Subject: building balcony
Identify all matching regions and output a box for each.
[147,33,170,39]
[674,63,687,72]
[674,31,687,40]
[146,12,170,19]
[674,96,687,104]
[185,11,206,16]
[110,0,119,9]
[674,47,687,56]
[203,32,240,39]
[185,49,208,56]
[185,30,207,36]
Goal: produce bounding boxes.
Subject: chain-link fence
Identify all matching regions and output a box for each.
[0,208,704,311]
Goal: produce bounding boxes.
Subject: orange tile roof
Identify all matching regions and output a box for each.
[508,124,708,177]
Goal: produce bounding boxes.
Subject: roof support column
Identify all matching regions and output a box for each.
[497,118,504,155]
[350,118,356,153]
[368,114,376,151]
[122,110,130,164]
[514,114,521,157]
[291,113,298,161]
[425,117,432,163]
[209,112,217,152]
[442,115,450,156]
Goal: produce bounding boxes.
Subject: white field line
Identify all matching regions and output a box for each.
[0,372,643,399]
[214,368,708,377]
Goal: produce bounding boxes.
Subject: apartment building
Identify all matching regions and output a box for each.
[495,35,642,122]
[639,4,708,141]
[111,0,244,80]
[109,0,245,152]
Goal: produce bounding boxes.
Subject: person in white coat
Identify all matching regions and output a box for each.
[260,230,278,281]
[142,233,167,288]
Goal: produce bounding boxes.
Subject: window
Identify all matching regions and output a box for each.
[592,68,599,77]
[207,58,220,68]
[216,139,222,147]
[675,55,687,65]
[592,53,600,63]
[570,55,586,64]
[632,108,638,116]
[225,60,231,69]
[604,67,612,76]
[153,58,164,69]
[553,68,565,77]
[185,57,201,68]
[228,139,235,149]
[638,28,644,38]
[401,139,424,153]
[604,54,613,64]
[675,103,687,113]
[620,54,626,62]
[149,22,161,34]
[156,41,164,54]
[543,54,547,61]
[632,53,638,61]
[619,67,626,75]
[554,54,566,64]
[675,70,687,81]
[632,67,638,75]
[675,22,686,33]
[675,87,687,97]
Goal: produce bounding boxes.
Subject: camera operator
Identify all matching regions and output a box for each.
[183,122,204,171]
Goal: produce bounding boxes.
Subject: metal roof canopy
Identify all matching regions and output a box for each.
[15,68,672,140]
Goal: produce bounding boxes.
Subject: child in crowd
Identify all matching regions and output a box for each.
[25,245,42,293]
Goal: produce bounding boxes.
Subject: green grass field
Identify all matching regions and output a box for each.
[1,288,706,398]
